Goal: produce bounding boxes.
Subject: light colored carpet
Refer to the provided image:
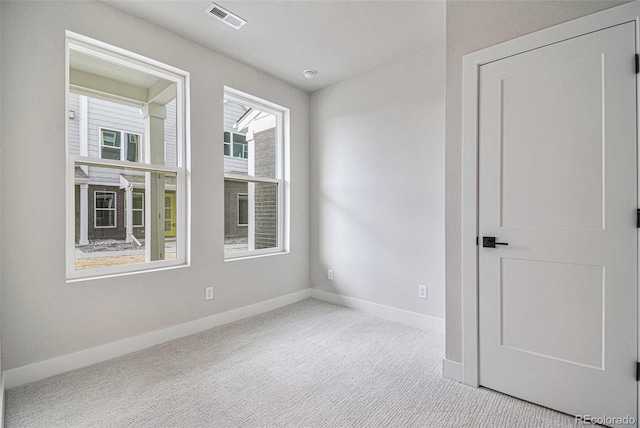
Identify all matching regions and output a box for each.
[5,298,577,427]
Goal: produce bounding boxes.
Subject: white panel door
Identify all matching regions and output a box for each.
[478,22,637,423]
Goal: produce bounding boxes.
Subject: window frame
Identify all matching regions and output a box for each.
[94,191,117,228]
[223,87,289,260]
[66,32,191,281]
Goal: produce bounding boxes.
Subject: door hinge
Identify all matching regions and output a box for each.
[635,54,639,74]
[636,362,640,381]
[637,209,640,228]
[476,236,479,246]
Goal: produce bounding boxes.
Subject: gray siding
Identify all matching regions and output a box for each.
[224,101,248,133]
[87,97,145,184]
[68,92,178,184]
[164,99,177,167]
[67,93,80,155]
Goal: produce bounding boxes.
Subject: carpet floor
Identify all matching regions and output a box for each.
[5,298,578,427]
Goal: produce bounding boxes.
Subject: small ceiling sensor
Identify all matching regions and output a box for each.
[303,70,317,79]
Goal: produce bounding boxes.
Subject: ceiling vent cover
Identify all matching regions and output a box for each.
[205,3,247,30]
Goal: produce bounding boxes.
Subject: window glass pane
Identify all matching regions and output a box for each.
[95,192,115,209]
[95,210,116,227]
[163,98,178,168]
[132,193,143,209]
[101,130,120,147]
[223,180,278,253]
[238,193,248,225]
[126,134,139,162]
[224,143,230,156]
[68,42,188,279]
[74,162,178,271]
[253,182,278,249]
[223,179,248,252]
[132,211,143,226]
[223,103,277,179]
[101,147,120,160]
[233,142,246,158]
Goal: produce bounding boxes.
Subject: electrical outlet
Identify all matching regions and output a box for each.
[328,269,334,281]
[205,287,214,301]
[418,285,428,300]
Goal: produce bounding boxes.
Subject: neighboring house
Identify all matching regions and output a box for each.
[68,92,178,245]
[69,93,277,250]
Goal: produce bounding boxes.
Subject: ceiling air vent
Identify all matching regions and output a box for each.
[204,3,246,30]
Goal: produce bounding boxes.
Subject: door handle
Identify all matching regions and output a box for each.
[482,236,509,248]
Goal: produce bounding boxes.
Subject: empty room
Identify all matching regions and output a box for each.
[1,0,639,426]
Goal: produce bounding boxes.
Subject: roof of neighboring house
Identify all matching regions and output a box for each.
[75,166,89,180]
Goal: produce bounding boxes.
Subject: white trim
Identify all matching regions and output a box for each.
[3,289,311,389]
[0,372,5,428]
[224,173,280,185]
[461,1,640,388]
[442,359,464,384]
[310,289,445,334]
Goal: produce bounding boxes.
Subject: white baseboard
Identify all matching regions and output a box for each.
[310,289,445,334]
[4,289,311,389]
[442,358,464,383]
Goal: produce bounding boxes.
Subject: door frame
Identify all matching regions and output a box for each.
[461,0,640,391]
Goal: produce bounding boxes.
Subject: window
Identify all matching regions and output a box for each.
[100,129,121,160]
[66,32,190,280]
[100,129,140,162]
[124,192,144,227]
[94,191,116,228]
[238,193,248,226]
[223,87,289,258]
[224,132,248,159]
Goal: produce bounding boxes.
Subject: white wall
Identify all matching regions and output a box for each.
[444,0,629,363]
[0,1,309,370]
[310,41,446,322]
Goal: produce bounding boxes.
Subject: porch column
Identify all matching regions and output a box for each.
[125,184,133,243]
[143,103,166,261]
[79,184,89,245]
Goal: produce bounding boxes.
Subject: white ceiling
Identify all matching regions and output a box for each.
[101,0,446,93]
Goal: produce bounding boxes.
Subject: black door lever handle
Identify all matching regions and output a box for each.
[482,236,509,248]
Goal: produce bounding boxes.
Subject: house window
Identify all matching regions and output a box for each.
[224,132,248,159]
[124,192,144,227]
[94,191,116,228]
[100,129,140,162]
[238,193,248,226]
[66,32,190,280]
[223,87,289,258]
